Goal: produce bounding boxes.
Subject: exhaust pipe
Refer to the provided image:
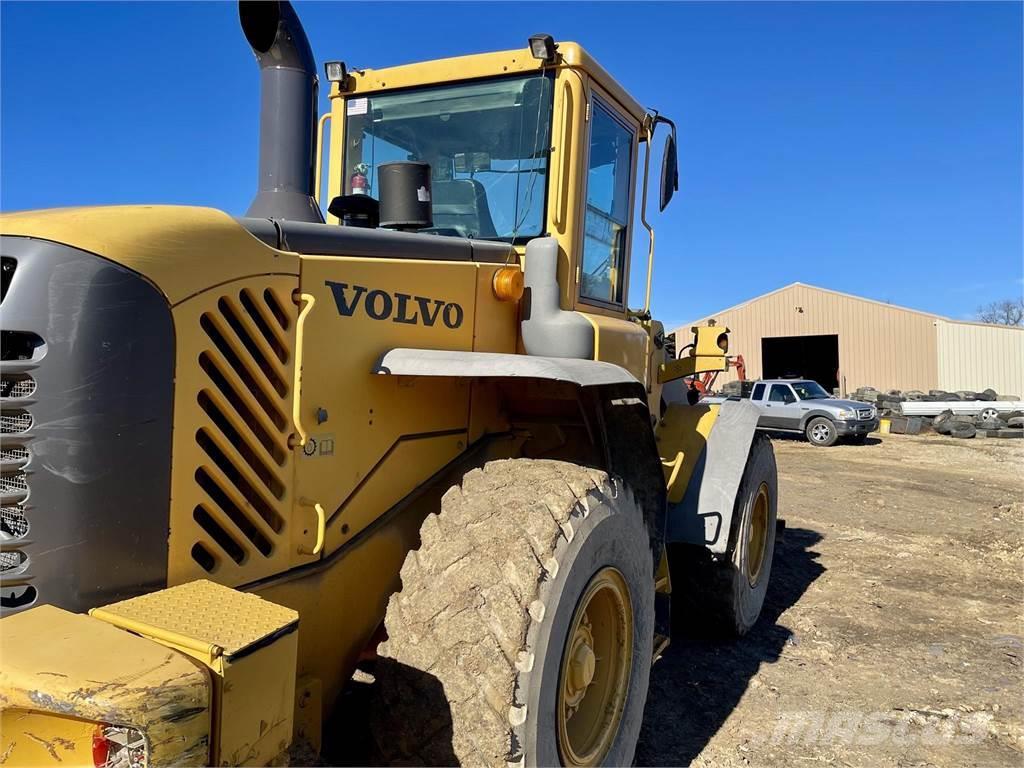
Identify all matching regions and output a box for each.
[239,1,323,222]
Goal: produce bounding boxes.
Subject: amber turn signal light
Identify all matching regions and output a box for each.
[492,266,524,302]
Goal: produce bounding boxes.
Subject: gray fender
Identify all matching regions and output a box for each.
[373,348,668,570]
[798,409,836,431]
[373,348,640,387]
[666,399,761,554]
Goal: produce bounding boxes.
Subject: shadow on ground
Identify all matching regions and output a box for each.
[636,527,826,767]
[765,431,883,447]
[322,660,457,767]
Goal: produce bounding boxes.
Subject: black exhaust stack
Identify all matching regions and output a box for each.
[240,1,323,222]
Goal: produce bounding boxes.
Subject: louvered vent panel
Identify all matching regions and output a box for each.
[0,330,40,611]
[0,447,29,465]
[1,506,29,539]
[1,411,32,434]
[168,277,297,586]
[1,374,36,399]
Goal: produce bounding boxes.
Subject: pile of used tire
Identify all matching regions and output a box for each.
[930,408,1024,439]
[851,386,1014,418]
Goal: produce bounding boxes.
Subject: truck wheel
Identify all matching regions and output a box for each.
[805,416,838,446]
[371,459,655,767]
[669,435,778,638]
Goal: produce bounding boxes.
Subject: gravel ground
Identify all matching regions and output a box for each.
[637,432,1024,768]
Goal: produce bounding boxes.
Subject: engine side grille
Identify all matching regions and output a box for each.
[168,277,297,586]
[1,375,36,399]
[0,329,40,612]
[1,235,176,616]
[0,257,15,304]
[1,411,32,434]
[1,506,29,538]
[0,447,29,466]
[0,473,28,497]
[0,550,27,572]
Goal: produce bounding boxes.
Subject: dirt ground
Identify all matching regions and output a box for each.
[637,432,1024,768]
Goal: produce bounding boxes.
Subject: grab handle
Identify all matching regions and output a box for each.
[291,292,316,447]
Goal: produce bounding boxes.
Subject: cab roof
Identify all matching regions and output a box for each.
[331,42,648,127]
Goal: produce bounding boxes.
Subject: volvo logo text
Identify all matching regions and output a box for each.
[325,281,464,329]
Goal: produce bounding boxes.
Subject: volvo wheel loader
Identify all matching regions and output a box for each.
[0,3,779,766]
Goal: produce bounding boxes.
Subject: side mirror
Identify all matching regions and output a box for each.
[659,130,678,212]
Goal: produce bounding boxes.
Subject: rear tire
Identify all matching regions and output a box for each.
[370,459,654,767]
[805,416,838,447]
[669,435,778,638]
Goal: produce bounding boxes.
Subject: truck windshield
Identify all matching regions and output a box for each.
[343,74,554,243]
[792,381,831,400]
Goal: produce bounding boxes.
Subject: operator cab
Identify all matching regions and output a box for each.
[321,42,678,325]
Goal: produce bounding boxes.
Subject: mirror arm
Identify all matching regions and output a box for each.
[631,114,657,320]
[631,111,677,321]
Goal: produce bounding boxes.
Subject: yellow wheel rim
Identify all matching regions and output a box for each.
[746,483,770,586]
[557,567,633,767]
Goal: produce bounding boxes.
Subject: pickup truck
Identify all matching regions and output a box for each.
[747,379,879,446]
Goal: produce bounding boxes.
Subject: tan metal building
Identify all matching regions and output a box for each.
[674,282,1024,396]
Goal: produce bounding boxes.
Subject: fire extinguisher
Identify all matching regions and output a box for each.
[350,163,369,195]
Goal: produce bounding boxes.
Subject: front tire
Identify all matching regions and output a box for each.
[805,416,838,446]
[371,459,655,767]
[669,435,778,637]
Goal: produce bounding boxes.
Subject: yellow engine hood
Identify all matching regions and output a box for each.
[0,205,298,306]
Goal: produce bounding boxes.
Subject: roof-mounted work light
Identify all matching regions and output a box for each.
[528,34,558,64]
[324,60,347,83]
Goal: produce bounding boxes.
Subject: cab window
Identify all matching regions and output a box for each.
[769,384,796,404]
[751,383,765,400]
[580,98,634,305]
[342,74,554,242]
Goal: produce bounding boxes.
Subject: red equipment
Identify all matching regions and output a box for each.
[689,354,746,395]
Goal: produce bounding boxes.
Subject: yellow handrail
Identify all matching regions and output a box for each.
[298,499,325,556]
[552,78,573,231]
[292,292,315,447]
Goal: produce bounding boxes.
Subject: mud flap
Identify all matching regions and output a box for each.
[663,399,760,554]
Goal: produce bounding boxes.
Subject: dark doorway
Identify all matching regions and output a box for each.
[761,334,839,392]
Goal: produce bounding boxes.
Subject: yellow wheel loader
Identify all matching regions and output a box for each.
[0,3,779,766]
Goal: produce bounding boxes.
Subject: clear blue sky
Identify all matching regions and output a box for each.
[2,1,1021,327]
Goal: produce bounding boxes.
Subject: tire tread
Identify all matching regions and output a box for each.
[372,459,628,766]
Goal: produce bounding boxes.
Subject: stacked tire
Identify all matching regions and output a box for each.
[933,409,976,439]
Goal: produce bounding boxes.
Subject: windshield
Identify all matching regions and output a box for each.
[792,381,831,400]
[343,74,554,242]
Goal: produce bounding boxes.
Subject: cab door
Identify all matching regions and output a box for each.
[573,89,648,381]
[762,383,802,429]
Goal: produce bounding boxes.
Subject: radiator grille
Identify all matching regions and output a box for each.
[1,411,32,434]
[1,375,35,399]
[170,277,296,585]
[0,506,28,539]
[0,330,39,611]
[0,473,28,497]
[0,550,27,573]
[0,447,29,465]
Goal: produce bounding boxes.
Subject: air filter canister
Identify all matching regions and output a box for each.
[378,161,433,230]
